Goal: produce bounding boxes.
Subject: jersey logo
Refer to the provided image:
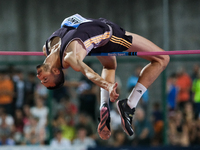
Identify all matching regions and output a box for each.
[61,14,92,28]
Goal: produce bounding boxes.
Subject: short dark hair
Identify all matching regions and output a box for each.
[47,69,65,90]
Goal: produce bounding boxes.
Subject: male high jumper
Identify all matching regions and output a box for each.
[36,14,169,140]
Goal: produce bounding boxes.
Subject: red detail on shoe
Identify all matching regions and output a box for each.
[97,107,111,140]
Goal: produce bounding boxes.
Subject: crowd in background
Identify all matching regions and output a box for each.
[167,64,200,147]
[0,63,200,149]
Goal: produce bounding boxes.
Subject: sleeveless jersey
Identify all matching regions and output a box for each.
[45,14,132,68]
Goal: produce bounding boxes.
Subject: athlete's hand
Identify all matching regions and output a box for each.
[108,82,119,102]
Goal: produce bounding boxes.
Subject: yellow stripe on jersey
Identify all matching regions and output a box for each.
[84,32,111,48]
[110,35,132,49]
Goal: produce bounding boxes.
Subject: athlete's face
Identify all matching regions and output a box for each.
[36,64,56,87]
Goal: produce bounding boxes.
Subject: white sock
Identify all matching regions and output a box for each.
[127,82,147,109]
[100,88,109,109]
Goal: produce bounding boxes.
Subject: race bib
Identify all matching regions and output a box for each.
[61,14,92,28]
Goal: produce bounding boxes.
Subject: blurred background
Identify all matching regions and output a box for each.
[0,0,200,150]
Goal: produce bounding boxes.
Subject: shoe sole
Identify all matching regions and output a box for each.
[116,100,133,136]
[97,106,111,140]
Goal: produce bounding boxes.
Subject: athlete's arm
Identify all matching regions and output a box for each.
[64,41,119,101]
[66,54,119,101]
[78,59,119,102]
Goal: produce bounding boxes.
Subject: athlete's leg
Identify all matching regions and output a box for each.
[97,56,117,104]
[97,56,117,140]
[126,32,170,89]
[125,32,170,108]
[117,32,170,136]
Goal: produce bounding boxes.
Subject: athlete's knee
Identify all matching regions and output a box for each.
[164,55,170,67]
[97,56,117,70]
[160,55,170,69]
[103,61,117,70]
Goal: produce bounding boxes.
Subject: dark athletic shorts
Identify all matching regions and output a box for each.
[73,18,133,55]
[45,18,133,58]
[89,18,133,54]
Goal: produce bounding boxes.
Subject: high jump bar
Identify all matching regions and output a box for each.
[0,50,200,56]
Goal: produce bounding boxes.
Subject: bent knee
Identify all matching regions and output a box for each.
[98,56,117,70]
[160,55,170,69]
[103,62,117,70]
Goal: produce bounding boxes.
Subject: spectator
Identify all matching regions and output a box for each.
[30,96,49,128]
[183,102,196,145]
[77,73,98,121]
[151,102,163,146]
[167,73,178,111]
[110,128,131,147]
[194,117,200,145]
[133,107,154,146]
[25,134,40,145]
[52,69,81,103]
[183,102,195,124]
[59,96,78,126]
[0,108,15,145]
[6,65,16,80]
[0,70,14,115]
[187,120,199,146]
[50,128,71,147]
[110,104,121,131]
[191,64,199,81]
[52,113,75,141]
[127,66,142,92]
[52,70,71,103]
[0,107,14,132]
[23,116,46,145]
[175,67,192,110]
[23,104,32,126]
[13,70,26,109]
[168,110,189,147]
[34,83,48,100]
[73,126,96,150]
[75,112,96,139]
[0,132,15,145]
[13,108,24,144]
[192,69,200,118]
[52,86,69,103]
[115,76,122,97]
[24,72,36,107]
